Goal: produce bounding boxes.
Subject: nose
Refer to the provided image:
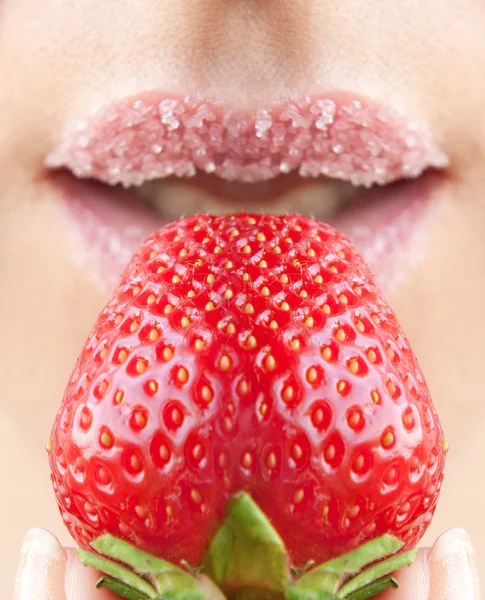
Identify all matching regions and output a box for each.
[98,1,410,106]
[152,1,318,96]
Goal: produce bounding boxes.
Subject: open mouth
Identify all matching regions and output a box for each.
[45,90,449,295]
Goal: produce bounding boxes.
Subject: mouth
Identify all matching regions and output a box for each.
[45,90,449,295]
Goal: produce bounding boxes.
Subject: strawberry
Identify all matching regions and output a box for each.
[48,213,445,600]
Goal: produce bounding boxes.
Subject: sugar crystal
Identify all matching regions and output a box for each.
[46,93,448,187]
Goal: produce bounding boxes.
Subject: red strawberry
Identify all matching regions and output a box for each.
[49,213,445,599]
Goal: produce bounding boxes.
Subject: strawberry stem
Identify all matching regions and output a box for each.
[78,493,417,600]
[204,492,290,597]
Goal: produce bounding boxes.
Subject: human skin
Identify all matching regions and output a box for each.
[12,528,480,599]
[1,0,485,597]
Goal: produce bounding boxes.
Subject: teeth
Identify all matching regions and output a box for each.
[137,183,227,217]
[135,179,361,222]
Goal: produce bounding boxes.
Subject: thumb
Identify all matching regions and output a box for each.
[14,529,116,600]
[13,530,225,600]
[379,528,480,600]
[14,527,481,600]
[14,529,66,600]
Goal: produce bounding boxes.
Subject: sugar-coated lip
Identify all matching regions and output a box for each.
[46,90,449,187]
[53,170,443,297]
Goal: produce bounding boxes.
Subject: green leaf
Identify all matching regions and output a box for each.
[229,590,282,600]
[285,587,339,600]
[92,534,189,578]
[155,590,205,599]
[290,536,416,600]
[96,575,150,600]
[90,535,199,594]
[78,549,159,598]
[291,569,340,594]
[204,492,290,596]
[343,576,398,600]
[337,550,417,598]
[155,572,201,594]
[318,536,404,577]
[294,535,404,595]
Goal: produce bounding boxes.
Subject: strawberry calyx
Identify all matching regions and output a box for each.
[78,536,203,599]
[78,493,416,600]
[205,493,416,599]
[203,493,289,596]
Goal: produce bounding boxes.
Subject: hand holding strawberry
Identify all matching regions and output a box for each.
[13,528,480,599]
[48,213,446,599]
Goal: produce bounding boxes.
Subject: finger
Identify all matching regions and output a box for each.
[378,548,430,600]
[64,548,118,600]
[428,528,480,600]
[14,529,66,600]
[380,528,480,600]
[15,528,480,600]
[14,529,116,600]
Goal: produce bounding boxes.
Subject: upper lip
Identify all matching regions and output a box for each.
[45,89,449,188]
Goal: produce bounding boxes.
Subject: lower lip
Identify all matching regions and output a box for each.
[329,173,440,294]
[53,171,441,296]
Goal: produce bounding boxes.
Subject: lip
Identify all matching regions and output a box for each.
[51,169,444,298]
[46,90,448,186]
[46,90,449,296]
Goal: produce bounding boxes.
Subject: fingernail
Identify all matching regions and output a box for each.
[429,528,480,600]
[14,529,66,600]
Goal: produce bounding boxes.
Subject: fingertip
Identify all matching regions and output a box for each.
[428,528,480,600]
[14,529,66,600]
